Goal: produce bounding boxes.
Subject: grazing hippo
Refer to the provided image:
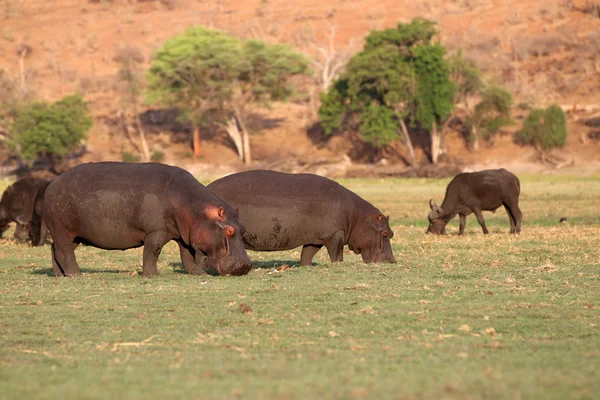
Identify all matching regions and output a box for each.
[427,168,522,235]
[0,177,52,246]
[208,170,396,265]
[43,162,252,277]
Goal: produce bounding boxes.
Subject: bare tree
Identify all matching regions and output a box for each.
[310,24,355,92]
[114,46,150,161]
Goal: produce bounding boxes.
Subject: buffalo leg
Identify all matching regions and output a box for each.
[14,223,29,241]
[300,244,323,266]
[325,230,345,262]
[51,241,81,277]
[142,231,169,277]
[459,214,467,235]
[504,205,516,233]
[504,202,522,234]
[37,217,48,246]
[177,241,207,275]
[473,209,489,234]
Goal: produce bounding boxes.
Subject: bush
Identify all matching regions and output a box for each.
[11,94,92,164]
[150,150,165,162]
[518,104,567,150]
[121,151,140,163]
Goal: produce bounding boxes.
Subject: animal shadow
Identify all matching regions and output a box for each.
[251,260,301,270]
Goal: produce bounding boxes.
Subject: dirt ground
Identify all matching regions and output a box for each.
[0,0,599,178]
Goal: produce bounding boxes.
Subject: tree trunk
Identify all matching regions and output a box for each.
[430,124,441,164]
[118,110,141,154]
[221,118,244,160]
[233,106,251,165]
[399,119,417,167]
[193,126,201,157]
[133,102,150,162]
[470,122,480,151]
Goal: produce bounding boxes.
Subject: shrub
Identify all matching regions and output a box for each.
[150,150,165,162]
[518,104,567,150]
[121,151,140,163]
[11,94,92,164]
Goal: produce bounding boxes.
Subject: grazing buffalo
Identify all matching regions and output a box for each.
[0,177,51,246]
[208,170,396,265]
[43,162,252,277]
[427,168,522,235]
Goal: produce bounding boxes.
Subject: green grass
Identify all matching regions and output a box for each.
[1,175,599,399]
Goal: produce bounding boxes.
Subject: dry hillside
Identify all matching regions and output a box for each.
[1,0,599,176]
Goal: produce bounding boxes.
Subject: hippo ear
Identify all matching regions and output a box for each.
[218,207,225,219]
[377,213,383,222]
[429,199,435,210]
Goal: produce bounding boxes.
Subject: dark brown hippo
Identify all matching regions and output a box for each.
[0,177,51,246]
[208,170,396,266]
[43,162,252,277]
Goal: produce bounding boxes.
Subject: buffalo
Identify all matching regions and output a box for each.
[427,168,522,235]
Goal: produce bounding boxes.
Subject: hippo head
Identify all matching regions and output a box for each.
[427,199,447,235]
[349,213,396,264]
[189,205,252,276]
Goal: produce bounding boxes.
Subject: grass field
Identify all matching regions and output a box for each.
[1,175,599,399]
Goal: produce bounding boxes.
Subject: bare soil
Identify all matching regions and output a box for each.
[1,0,599,178]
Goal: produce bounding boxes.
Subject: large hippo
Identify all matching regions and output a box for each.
[43,162,252,277]
[207,170,396,265]
[0,177,51,246]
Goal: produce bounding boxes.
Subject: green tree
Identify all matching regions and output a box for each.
[518,104,567,152]
[146,27,311,164]
[318,18,454,165]
[467,86,513,149]
[11,94,93,164]
[446,50,513,151]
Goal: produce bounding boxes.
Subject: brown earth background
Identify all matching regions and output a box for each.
[1,0,599,178]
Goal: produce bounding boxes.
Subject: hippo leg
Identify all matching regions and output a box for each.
[177,241,207,275]
[141,231,169,277]
[51,242,81,277]
[473,208,489,234]
[300,244,323,266]
[458,214,467,235]
[325,230,345,262]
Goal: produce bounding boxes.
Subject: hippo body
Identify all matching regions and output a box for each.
[0,177,51,246]
[208,170,396,265]
[43,162,251,277]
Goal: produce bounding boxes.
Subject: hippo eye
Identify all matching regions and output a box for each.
[381,230,389,237]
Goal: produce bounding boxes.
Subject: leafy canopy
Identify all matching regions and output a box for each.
[319,18,454,147]
[146,26,311,125]
[11,94,92,162]
[518,104,567,150]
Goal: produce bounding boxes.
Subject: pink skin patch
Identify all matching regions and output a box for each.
[205,205,225,221]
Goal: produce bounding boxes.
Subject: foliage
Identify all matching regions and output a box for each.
[318,18,454,149]
[447,49,483,106]
[468,86,513,141]
[146,26,310,129]
[121,151,141,163]
[518,104,567,150]
[150,150,165,162]
[0,176,599,399]
[11,94,92,162]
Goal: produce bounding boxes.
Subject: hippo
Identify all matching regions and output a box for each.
[0,177,52,246]
[43,162,252,277]
[207,170,396,265]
